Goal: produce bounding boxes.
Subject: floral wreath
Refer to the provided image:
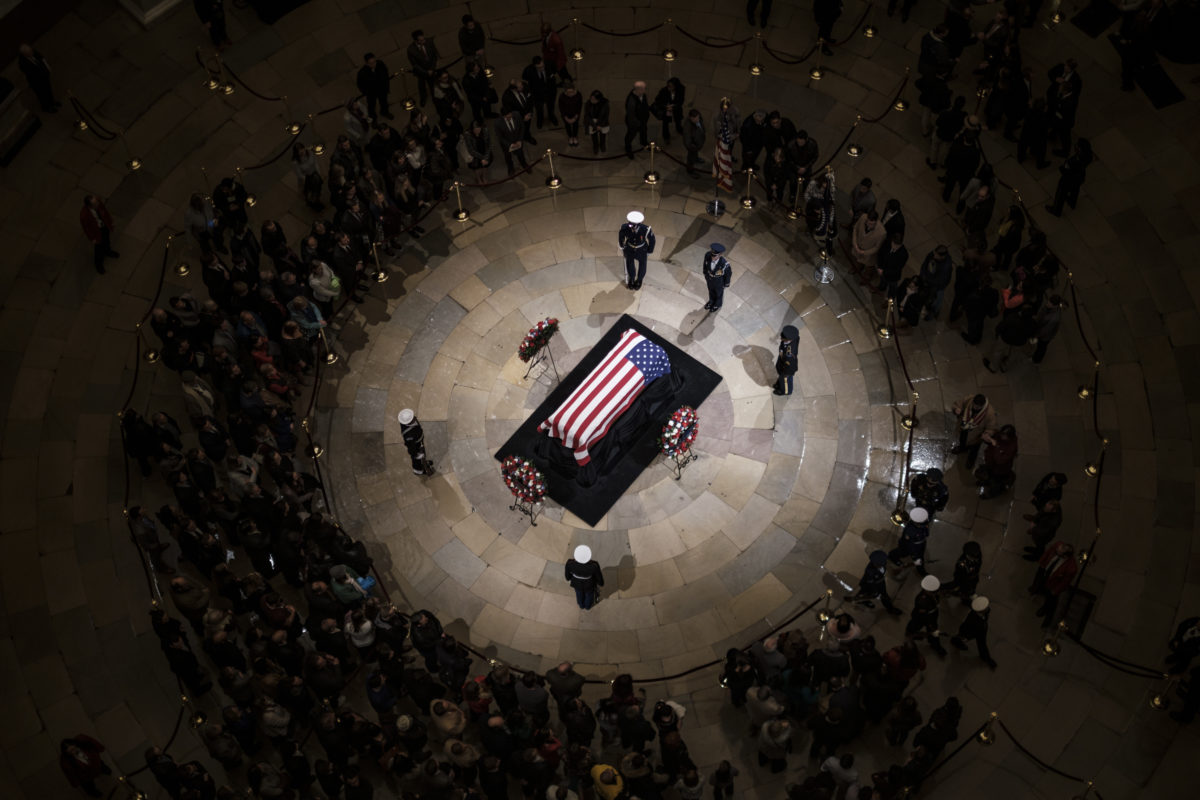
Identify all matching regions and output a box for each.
[501,455,547,504]
[518,317,559,362]
[659,406,698,458]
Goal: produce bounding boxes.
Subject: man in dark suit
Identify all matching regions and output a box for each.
[79,195,118,274]
[331,232,367,304]
[357,53,392,121]
[495,109,529,175]
[813,0,843,55]
[520,56,557,129]
[194,0,229,49]
[501,79,537,145]
[1046,60,1081,157]
[623,81,650,159]
[406,30,439,108]
[17,44,59,112]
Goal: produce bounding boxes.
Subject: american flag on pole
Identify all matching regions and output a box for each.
[713,117,735,193]
[539,329,672,465]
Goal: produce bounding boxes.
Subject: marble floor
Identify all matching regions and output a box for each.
[1,0,1198,798]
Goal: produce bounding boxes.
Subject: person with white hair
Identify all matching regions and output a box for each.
[564,545,604,610]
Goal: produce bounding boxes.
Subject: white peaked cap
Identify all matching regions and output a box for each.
[972,596,989,612]
[574,545,592,563]
[920,575,941,592]
[398,409,415,424]
[909,507,929,523]
[626,211,644,223]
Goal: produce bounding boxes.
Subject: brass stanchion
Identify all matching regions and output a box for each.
[452,181,470,221]
[786,175,803,220]
[398,69,417,112]
[748,32,764,77]
[662,19,678,69]
[877,298,895,340]
[545,149,562,188]
[282,95,301,135]
[372,241,388,283]
[810,41,825,80]
[319,327,338,366]
[976,712,998,745]
[570,18,585,62]
[740,168,756,209]
[643,142,660,185]
[137,323,160,364]
[235,167,257,208]
[846,116,863,158]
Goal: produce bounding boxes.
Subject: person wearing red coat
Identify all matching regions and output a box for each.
[541,22,569,80]
[1029,541,1077,628]
[59,735,112,796]
[79,195,118,274]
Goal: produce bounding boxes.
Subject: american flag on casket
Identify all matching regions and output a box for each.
[539,329,672,466]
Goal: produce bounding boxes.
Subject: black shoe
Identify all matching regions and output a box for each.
[822,46,834,57]
[1022,554,1041,562]
[626,151,634,160]
[352,296,365,304]
[951,637,967,651]
[95,265,106,274]
[1045,205,1062,217]
[704,302,712,310]
[985,658,998,670]
[107,250,120,258]
[982,358,994,372]
[634,281,642,289]
[773,388,783,395]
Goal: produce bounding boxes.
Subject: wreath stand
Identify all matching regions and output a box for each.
[509,496,544,526]
[523,337,561,384]
[664,448,698,481]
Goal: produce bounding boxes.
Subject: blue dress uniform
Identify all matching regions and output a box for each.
[702,243,732,311]
[774,324,799,395]
[618,210,655,289]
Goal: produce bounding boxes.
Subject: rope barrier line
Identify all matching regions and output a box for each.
[241,125,307,171]
[580,21,664,37]
[487,22,570,47]
[222,61,286,102]
[861,70,910,125]
[762,41,820,65]
[995,719,1090,783]
[834,3,875,47]
[675,26,752,48]
[67,95,119,141]
[1067,632,1165,678]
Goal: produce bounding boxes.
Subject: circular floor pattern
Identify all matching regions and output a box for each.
[331,199,926,677]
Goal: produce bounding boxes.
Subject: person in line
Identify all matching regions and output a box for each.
[79,194,119,274]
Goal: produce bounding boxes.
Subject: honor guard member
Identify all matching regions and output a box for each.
[618,211,655,290]
[703,242,732,312]
[774,324,799,395]
[398,409,435,476]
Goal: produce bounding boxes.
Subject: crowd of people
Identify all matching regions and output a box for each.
[46,1,1200,798]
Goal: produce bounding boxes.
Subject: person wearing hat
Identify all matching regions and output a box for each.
[773,325,799,396]
[565,545,604,610]
[849,550,902,614]
[951,596,997,669]
[909,468,949,517]
[942,541,983,600]
[907,575,948,657]
[702,243,732,312]
[398,409,435,476]
[617,211,655,290]
[888,507,931,575]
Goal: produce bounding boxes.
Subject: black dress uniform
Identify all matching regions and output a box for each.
[399,411,435,476]
[618,212,655,289]
[702,243,732,311]
[774,324,799,395]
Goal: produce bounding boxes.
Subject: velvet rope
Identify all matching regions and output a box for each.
[241,125,307,171]
[223,61,286,102]
[579,21,664,37]
[675,26,753,48]
[762,41,819,65]
[67,95,119,140]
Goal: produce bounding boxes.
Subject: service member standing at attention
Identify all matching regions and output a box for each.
[398,409,435,476]
[565,545,604,610]
[773,324,799,395]
[618,211,655,290]
[703,243,732,312]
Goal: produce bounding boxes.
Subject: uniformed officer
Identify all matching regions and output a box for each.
[848,550,902,615]
[909,468,949,517]
[618,210,655,290]
[773,324,799,395]
[398,409,435,476]
[702,242,732,311]
[888,506,930,575]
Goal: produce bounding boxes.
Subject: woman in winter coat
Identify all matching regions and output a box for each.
[585,90,611,154]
